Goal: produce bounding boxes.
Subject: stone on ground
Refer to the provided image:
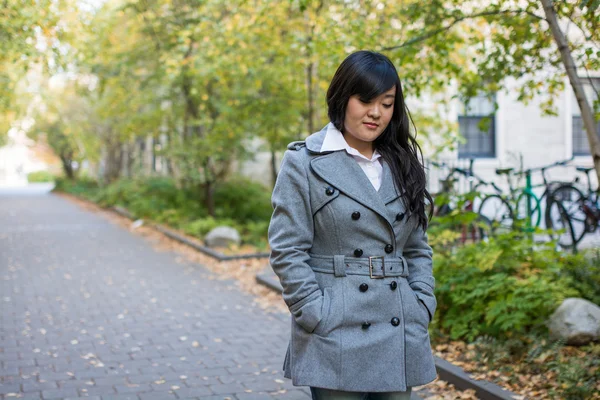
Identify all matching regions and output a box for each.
[547,297,600,345]
[205,225,241,247]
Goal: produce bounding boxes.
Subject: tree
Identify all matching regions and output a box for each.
[541,0,600,175]
[381,0,599,179]
[26,0,485,197]
[115,0,259,214]
[31,80,92,179]
[77,0,165,183]
[0,0,68,142]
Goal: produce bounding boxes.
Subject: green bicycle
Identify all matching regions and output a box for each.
[478,157,573,235]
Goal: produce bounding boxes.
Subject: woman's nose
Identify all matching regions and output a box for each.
[368,105,380,118]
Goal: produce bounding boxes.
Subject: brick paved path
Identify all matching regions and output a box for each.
[0,192,427,400]
[0,192,313,400]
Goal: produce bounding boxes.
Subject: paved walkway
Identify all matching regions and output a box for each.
[0,192,313,400]
[0,192,430,400]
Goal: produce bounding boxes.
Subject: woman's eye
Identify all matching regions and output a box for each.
[383,104,393,108]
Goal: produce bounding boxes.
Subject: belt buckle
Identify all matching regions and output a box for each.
[369,256,385,279]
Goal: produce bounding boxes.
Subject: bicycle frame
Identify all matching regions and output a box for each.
[574,168,600,232]
[496,157,574,232]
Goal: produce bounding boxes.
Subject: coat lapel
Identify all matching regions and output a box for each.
[305,123,407,221]
[310,151,393,223]
[378,160,404,205]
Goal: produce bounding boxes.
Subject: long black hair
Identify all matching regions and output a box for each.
[326,50,433,230]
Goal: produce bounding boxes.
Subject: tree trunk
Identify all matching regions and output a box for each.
[303,2,323,134]
[306,61,315,134]
[121,142,133,178]
[60,154,75,180]
[204,181,215,217]
[126,141,135,178]
[270,143,279,188]
[181,39,201,139]
[541,0,600,183]
[102,139,123,184]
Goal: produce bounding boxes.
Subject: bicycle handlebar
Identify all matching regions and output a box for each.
[432,162,502,194]
[431,156,574,195]
[517,155,575,175]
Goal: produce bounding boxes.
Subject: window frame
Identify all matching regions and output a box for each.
[570,77,600,157]
[457,93,497,159]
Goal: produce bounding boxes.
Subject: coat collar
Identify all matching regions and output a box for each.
[320,122,382,162]
[305,124,330,154]
[309,143,406,223]
[306,123,405,202]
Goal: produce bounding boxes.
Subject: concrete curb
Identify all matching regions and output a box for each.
[434,358,518,400]
[256,267,283,293]
[110,206,269,261]
[112,205,136,220]
[255,268,519,400]
[153,224,270,261]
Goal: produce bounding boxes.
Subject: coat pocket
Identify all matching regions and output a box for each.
[399,279,437,387]
[411,289,431,324]
[312,287,333,336]
[290,286,340,386]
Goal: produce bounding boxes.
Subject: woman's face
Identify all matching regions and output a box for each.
[343,86,396,150]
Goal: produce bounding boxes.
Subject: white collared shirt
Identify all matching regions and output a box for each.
[320,123,383,191]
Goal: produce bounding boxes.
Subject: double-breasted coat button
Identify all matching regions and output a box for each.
[354,248,363,257]
[385,244,393,253]
[396,212,405,221]
[325,187,335,196]
[351,211,361,220]
[362,322,371,329]
[391,317,400,327]
[359,283,368,292]
[390,281,397,290]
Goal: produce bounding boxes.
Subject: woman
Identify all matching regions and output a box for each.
[268,51,437,399]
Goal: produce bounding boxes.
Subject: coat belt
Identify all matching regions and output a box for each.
[307,254,409,278]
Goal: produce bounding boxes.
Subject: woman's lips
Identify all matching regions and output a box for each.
[363,122,378,129]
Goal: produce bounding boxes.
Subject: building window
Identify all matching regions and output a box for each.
[458,93,496,158]
[572,77,600,156]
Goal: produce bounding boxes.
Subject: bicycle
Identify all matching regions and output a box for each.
[478,157,574,237]
[430,159,499,243]
[545,165,600,249]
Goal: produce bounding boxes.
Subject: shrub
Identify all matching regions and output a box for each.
[558,248,600,306]
[545,341,600,400]
[27,170,55,183]
[213,177,272,223]
[241,220,270,249]
[55,175,273,248]
[460,335,600,400]
[154,209,188,227]
[54,176,99,196]
[92,178,203,220]
[431,229,582,341]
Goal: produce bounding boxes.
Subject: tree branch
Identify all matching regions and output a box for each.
[382,8,546,51]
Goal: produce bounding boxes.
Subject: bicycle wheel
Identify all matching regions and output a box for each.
[546,197,578,248]
[515,191,542,228]
[478,194,514,235]
[545,184,587,245]
[473,214,492,242]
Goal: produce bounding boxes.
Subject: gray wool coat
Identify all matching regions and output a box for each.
[268,125,437,392]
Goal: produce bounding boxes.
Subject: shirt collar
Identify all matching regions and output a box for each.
[320,122,381,162]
